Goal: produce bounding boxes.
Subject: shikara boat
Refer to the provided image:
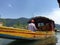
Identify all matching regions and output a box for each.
[0,16,57,45]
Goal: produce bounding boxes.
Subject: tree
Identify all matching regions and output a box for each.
[0,18,6,26]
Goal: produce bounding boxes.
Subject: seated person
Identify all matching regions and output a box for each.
[28,19,37,31]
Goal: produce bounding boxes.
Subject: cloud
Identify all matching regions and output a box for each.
[8,4,13,8]
[35,8,60,24]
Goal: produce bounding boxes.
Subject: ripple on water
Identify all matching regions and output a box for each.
[56,32,60,45]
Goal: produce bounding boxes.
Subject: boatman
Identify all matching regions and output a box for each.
[28,19,37,31]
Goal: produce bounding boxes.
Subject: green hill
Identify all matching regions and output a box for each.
[0,18,29,28]
[55,24,60,30]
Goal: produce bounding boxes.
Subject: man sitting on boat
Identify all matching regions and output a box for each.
[28,19,37,31]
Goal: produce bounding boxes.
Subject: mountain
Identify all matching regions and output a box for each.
[55,24,60,30]
[0,18,60,29]
[0,18,29,28]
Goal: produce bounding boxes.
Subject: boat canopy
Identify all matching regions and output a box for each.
[28,16,55,31]
[28,16,54,23]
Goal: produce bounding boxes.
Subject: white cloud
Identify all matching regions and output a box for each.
[8,4,13,8]
[35,8,60,24]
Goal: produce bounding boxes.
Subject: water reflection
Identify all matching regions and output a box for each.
[56,32,60,45]
[0,38,14,45]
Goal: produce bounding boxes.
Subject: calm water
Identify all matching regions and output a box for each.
[56,32,60,45]
[0,38,14,45]
[0,32,60,45]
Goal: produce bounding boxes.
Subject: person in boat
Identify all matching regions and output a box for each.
[28,19,37,31]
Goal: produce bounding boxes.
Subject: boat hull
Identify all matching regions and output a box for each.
[0,26,57,45]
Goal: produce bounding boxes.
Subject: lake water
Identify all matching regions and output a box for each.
[0,32,60,45]
[56,32,60,45]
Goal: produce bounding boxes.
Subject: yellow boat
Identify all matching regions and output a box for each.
[0,16,57,45]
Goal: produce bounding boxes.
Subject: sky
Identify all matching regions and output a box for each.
[0,0,60,24]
